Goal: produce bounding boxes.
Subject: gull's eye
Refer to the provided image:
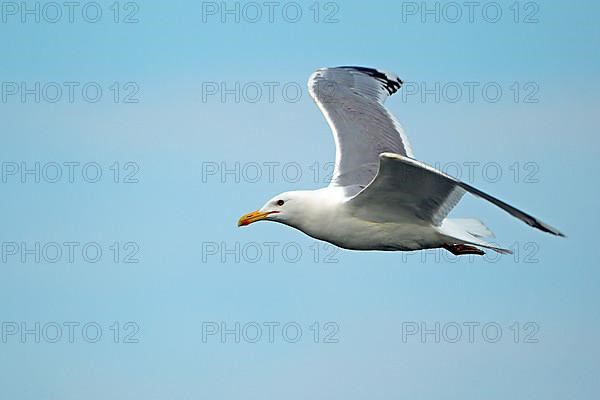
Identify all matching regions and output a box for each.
[276,199,285,206]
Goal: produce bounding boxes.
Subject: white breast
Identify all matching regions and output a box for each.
[291,188,441,251]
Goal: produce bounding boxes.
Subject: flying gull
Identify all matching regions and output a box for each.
[238,66,564,255]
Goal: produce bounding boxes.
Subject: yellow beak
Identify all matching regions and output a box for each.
[238,210,277,227]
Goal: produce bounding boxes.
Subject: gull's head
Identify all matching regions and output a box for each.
[238,191,312,228]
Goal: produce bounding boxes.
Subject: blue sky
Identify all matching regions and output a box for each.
[1,0,599,399]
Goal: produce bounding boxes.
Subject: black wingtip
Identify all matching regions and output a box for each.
[454,180,566,240]
[336,66,403,96]
[554,230,567,238]
[530,220,566,238]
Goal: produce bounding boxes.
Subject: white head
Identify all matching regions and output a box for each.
[237,190,314,229]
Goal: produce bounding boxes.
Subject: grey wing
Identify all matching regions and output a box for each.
[308,66,414,193]
[347,153,565,236]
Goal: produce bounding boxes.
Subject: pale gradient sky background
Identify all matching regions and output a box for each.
[1,0,599,399]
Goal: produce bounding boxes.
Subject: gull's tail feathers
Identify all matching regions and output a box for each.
[438,218,512,255]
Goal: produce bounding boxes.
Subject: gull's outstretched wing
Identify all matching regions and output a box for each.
[308,66,413,193]
[347,153,565,236]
